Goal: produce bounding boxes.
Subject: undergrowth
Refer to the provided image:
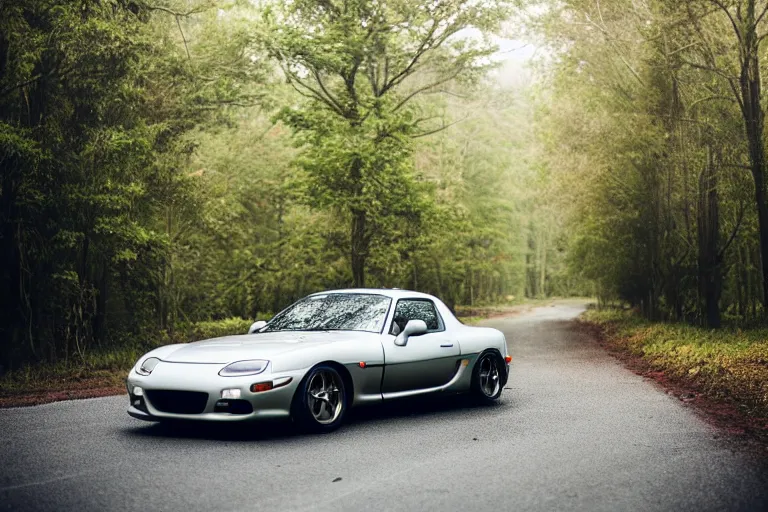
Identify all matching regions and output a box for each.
[0,318,253,395]
[583,309,768,420]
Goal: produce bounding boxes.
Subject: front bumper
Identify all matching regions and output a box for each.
[126,361,304,422]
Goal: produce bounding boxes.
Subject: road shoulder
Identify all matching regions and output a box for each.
[578,314,768,454]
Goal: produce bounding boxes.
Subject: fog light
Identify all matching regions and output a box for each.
[221,389,241,399]
[133,386,144,397]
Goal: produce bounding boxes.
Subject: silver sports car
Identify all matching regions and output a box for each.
[126,289,510,432]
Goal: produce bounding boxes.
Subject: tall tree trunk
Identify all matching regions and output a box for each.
[539,230,547,298]
[740,5,768,310]
[351,208,367,287]
[754,171,768,308]
[753,245,760,318]
[737,244,746,318]
[697,148,722,328]
[0,156,23,371]
[348,155,368,288]
[525,227,535,297]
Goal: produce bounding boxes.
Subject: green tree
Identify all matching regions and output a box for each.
[0,0,263,369]
[528,0,757,325]
[262,0,510,286]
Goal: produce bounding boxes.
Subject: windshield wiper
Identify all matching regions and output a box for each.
[262,327,334,333]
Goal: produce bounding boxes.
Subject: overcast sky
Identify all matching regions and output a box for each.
[491,36,538,87]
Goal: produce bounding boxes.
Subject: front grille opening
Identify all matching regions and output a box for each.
[145,390,209,414]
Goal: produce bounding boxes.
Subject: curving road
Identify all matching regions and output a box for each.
[2,303,767,511]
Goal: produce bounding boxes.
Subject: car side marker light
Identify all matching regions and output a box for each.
[358,361,366,368]
[461,359,469,367]
[505,356,512,363]
[250,377,293,393]
[251,382,273,393]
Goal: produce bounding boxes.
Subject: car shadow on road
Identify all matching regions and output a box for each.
[122,392,512,442]
[349,393,505,425]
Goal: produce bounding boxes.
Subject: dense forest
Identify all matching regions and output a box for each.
[5,0,768,373]
[0,0,578,371]
[528,0,768,328]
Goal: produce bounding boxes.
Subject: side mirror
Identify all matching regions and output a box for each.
[394,319,428,346]
[248,320,267,334]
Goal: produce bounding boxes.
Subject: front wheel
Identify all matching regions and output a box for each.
[291,364,347,433]
[471,352,504,404]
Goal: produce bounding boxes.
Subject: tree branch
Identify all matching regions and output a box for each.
[0,62,71,98]
[411,116,469,138]
[308,66,347,115]
[718,201,746,261]
[0,74,43,97]
[343,57,361,110]
[426,88,469,99]
[176,16,191,60]
[679,57,745,113]
[144,5,209,17]
[684,3,746,114]
[280,63,345,117]
[708,0,743,45]
[380,19,439,95]
[392,68,464,112]
[367,59,379,96]
[665,42,700,57]
[583,3,645,86]
[687,94,737,109]
[756,2,768,25]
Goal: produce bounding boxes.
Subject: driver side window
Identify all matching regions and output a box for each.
[390,299,442,335]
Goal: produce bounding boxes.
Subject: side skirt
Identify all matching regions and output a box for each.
[381,355,477,400]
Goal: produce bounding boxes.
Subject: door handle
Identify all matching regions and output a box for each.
[440,343,454,348]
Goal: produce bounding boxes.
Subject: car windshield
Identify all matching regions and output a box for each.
[263,293,391,333]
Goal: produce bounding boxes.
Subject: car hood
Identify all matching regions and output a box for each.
[161,330,382,364]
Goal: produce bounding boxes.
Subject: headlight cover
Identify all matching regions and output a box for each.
[219,359,269,377]
[136,357,161,376]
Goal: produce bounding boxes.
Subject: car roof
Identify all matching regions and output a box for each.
[308,288,438,301]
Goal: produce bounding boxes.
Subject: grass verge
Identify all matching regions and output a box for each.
[581,308,768,440]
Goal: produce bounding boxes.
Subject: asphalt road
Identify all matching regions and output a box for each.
[2,303,768,512]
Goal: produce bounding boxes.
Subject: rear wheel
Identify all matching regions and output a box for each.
[291,364,347,433]
[471,351,503,404]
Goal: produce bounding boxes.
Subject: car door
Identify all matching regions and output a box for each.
[381,298,461,395]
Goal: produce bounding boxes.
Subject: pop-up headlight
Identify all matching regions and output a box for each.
[135,357,161,376]
[218,360,269,377]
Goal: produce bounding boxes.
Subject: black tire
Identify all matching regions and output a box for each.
[471,351,504,404]
[291,364,348,433]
